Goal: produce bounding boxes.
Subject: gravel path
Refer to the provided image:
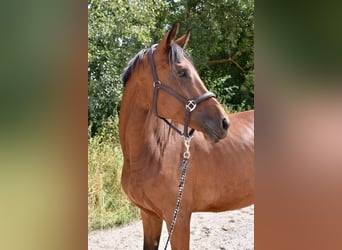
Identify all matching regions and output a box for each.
[88,205,254,250]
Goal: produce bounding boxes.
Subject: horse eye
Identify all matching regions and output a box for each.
[177,71,186,78]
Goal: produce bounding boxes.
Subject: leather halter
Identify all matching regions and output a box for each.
[148,44,215,138]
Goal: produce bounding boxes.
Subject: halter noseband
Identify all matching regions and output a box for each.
[148,44,215,138]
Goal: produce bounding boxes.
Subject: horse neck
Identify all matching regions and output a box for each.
[119,83,149,141]
[119,82,178,163]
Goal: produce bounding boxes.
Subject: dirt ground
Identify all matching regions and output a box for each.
[88,205,254,250]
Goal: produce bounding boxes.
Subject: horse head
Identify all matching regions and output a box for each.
[150,22,229,142]
[123,22,229,142]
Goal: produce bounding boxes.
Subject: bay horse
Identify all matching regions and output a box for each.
[119,22,254,250]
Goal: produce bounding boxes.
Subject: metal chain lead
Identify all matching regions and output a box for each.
[164,136,192,250]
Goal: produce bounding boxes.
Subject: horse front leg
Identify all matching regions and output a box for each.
[165,211,192,250]
[140,208,163,250]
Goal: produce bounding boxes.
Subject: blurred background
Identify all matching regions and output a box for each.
[0,1,87,249]
[1,0,342,249]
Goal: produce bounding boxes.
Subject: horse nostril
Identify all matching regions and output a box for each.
[222,118,230,131]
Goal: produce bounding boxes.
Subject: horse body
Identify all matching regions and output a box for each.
[190,110,254,212]
[119,22,254,250]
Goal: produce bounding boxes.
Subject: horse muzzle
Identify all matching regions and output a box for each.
[200,116,229,143]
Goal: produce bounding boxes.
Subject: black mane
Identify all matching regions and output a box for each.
[122,48,150,88]
[122,43,193,88]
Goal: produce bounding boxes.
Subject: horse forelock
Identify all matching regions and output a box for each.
[122,43,193,89]
[169,43,193,70]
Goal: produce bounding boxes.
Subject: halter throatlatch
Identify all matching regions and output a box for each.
[148,45,215,138]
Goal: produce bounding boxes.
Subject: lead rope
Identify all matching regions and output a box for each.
[163,136,192,250]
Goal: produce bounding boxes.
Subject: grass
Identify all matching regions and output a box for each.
[88,115,140,231]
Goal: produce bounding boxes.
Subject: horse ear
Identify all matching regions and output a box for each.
[158,21,180,52]
[175,30,190,49]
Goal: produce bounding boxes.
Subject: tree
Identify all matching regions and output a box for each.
[88,0,167,135]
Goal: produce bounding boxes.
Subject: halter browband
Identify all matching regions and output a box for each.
[148,44,215,138]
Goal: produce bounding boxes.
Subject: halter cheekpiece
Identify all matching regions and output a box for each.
[148,44,215,138]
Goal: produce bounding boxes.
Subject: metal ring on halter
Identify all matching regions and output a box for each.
[153,80,161,87]
[185,100,197,112]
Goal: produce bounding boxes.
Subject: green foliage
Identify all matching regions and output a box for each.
[88,115,140,230]
[88,0,254,135]
[182,0,254,110]
[88,0,168,135]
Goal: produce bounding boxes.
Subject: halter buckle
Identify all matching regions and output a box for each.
[185,100,197,112]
